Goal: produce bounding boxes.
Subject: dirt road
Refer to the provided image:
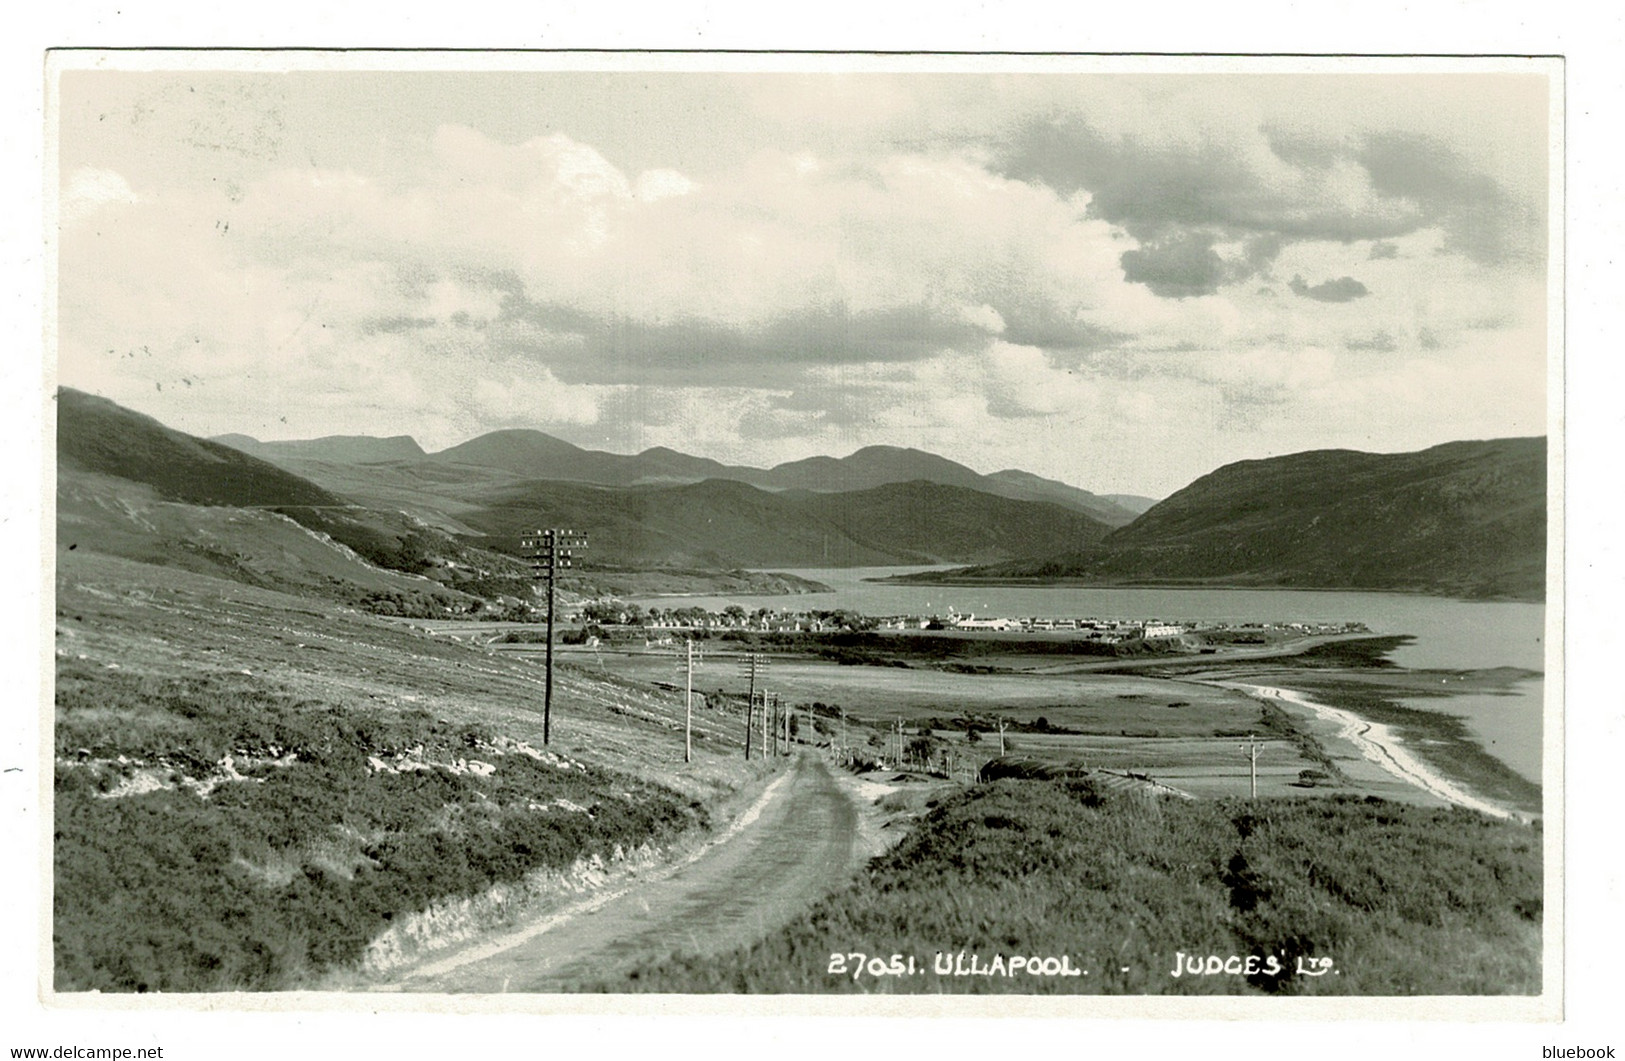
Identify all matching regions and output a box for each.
[383,752,862,992]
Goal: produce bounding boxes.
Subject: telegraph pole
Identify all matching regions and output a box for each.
[997,718,1007,756]
[737,653,767,759]
[1240,742,1260,798]
[676,638,702,763]
[521,528,587,746]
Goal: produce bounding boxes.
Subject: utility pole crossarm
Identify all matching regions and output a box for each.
[520,528,588,746]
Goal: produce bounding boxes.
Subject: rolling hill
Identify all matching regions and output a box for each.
[69,392,1546,597]
[60,390,1114,586]
[56,388,521,610]
[757,447,1138,526]
[213,432,426,464]
[945,438,1547,600]
[457,477,1112,569]
[62,389,346,509]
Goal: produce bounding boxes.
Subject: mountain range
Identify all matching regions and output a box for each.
[59,388,1549,601]
[59,389,1113,576]
[213,432,426,464]
[216,427,1144,527]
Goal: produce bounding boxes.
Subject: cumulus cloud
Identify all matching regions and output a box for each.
[1119,232,1227,299]
[1357,132,1545,265]
[53,70,1551,495]
[991,89,1545,299]
[1288,275,1370,302]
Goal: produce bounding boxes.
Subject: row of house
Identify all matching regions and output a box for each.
[573,600,1367,643]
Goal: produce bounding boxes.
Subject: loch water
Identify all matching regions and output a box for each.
[631,567,1549,784]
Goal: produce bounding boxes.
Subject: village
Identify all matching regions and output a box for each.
[570,600,1369,647]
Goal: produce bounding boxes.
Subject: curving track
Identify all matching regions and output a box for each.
[384,752,862,992]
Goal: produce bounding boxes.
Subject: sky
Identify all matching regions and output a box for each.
[52,58,1555,498]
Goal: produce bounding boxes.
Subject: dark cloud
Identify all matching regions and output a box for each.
[468,273,1130,386]
[1368,240,1400,260]
[1262,126,1343,169]
[1358,133,1545,265]
[994,295,1133,356]
[1289,275,1369,303]
[993,114,1543,298]
[998,116,1419,246]
[486,291,974,386]
[1120,232,1227,298]
[1116,230,1285,299]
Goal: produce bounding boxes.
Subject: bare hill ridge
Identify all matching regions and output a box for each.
[213,432,426,464]
[945,438,1547,600]
[62,389,344,509]
[223,427,1141,525]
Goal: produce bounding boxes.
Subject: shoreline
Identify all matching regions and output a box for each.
[1219,680,1527,821]
[865,574,1544,606]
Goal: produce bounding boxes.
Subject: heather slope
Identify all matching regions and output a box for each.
[949,438,1547,600]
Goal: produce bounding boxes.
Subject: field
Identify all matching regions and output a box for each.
[608,778,1544,995]
[526,641,1447,803]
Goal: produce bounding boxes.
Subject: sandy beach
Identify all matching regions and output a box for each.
[1223,681,1518,820]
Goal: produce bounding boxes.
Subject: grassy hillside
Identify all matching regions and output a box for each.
[459,477,1112,568]
[610,779,1541,994]
[950,438,1547,600]
[57,389,545,612]
[60,388,342,508]
[53,551,772,992]
[789,479,1110,562]
[461,477,898,567]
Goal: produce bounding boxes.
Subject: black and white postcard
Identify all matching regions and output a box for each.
[16,30,1610,1059]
